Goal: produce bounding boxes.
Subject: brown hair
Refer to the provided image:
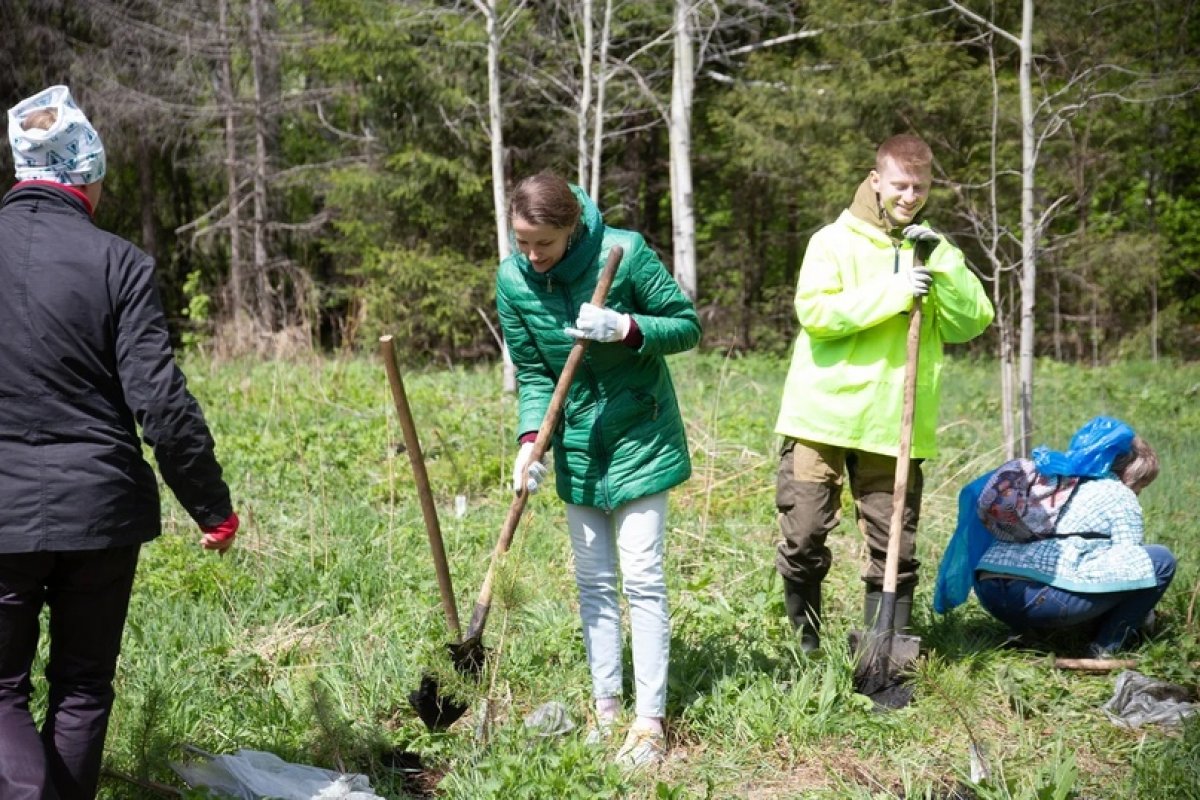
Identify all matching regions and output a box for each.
[1112,436,1159,493]
[876,134,933,172]
[20,108,58,131]
[509,172,580,230]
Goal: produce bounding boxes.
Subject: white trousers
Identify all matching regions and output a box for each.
[566,491,670,719]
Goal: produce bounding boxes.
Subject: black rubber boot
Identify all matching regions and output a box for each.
[863,585,914,633]
[783,579,822,653]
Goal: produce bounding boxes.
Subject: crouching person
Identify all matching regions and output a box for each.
[0,86,239,799]
[934,416,1175,660]
[972,423,1174,658]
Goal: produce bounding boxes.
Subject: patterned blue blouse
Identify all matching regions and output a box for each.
[975,477,1156,593]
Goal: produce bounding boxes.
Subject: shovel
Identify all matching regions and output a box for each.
[380,335,477,730]
[851,264,924,708]
[456,244,624,666]
[405,245,628,734]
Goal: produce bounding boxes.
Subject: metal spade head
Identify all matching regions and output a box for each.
[408,674,468,731]
[850,629,920,709]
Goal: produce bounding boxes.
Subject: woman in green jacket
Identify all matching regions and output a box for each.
[495,172,700,768]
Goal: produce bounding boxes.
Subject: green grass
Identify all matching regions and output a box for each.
[66,352,1200,798]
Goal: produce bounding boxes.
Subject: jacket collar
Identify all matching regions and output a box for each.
[2,180,95,218]
[837,209,900,247]
[513,184,604,285]
[848,176,891,235]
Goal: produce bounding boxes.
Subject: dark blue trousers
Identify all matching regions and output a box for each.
[974,544,1176,654]
[0,545,140,800]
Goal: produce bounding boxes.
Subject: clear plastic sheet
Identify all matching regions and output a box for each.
[171,749,383,800]
[1102,670,1198,729]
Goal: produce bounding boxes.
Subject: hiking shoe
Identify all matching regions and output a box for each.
[614,725,665,769]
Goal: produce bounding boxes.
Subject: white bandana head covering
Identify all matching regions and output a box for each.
[7,85,106,186]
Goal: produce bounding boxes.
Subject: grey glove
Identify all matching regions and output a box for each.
[902,266,933,297]
[903,223,941,245]
[902,224,937,296]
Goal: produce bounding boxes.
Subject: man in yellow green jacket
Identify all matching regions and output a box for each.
[773,134,994,652]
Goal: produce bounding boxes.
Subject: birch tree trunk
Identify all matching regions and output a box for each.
[588,0,613,201]
[950,0,1038,457]
[476,0,515,391]
[986,34,1016,458]
[1016,0,1036,457]
[577,0,593,189]
[669,0,697,300]
[480,0,508,264]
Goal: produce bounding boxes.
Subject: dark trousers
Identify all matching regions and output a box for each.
[775,438,923,588]
[974,544,1177,653]
[0,545,140,800]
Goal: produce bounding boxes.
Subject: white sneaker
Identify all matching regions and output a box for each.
[614,725,664,769]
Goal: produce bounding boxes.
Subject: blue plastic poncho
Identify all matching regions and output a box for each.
[932,416,1136,613]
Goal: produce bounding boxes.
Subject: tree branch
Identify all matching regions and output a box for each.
[947,0,1021,47]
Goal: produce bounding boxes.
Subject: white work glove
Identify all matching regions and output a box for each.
[904,266,933,297]
[902,223,941,245]
[565,302,631,343]
[512,441,548,494]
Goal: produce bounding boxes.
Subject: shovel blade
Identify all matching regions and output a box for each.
[851,629,921,708]
[408,673,468,731]
[887,632,921,670]
[407,637,489,731]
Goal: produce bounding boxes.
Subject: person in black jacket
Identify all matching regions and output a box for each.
[0,85,239,800]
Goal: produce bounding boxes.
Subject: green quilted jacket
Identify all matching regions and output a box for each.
[495,186,700,510]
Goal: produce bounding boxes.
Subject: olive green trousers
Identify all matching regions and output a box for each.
[774,438,923,589]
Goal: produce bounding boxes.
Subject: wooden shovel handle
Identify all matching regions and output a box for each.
[381,335,462,642]
[465,245,625,641]
[1054,657,1200,671]
[882,254,924,596]
[1053,657,1139,672]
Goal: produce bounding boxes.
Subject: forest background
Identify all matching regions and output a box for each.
[2,0,1197,374]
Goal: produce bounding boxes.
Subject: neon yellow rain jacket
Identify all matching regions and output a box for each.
[775,194,994,459]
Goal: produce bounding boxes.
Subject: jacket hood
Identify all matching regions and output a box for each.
[511,184,604,285]
[836,209,897,248]
[848,176,893,236]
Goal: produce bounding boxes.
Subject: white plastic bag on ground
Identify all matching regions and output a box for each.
[1102,670,1198,729]
[170,748,383,800]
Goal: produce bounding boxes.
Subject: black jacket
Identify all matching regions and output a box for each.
[0,183,232,552]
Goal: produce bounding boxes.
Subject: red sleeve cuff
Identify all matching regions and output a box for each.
[518,431,538,444]
[201,512,240,540]
[622,317,644,349]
